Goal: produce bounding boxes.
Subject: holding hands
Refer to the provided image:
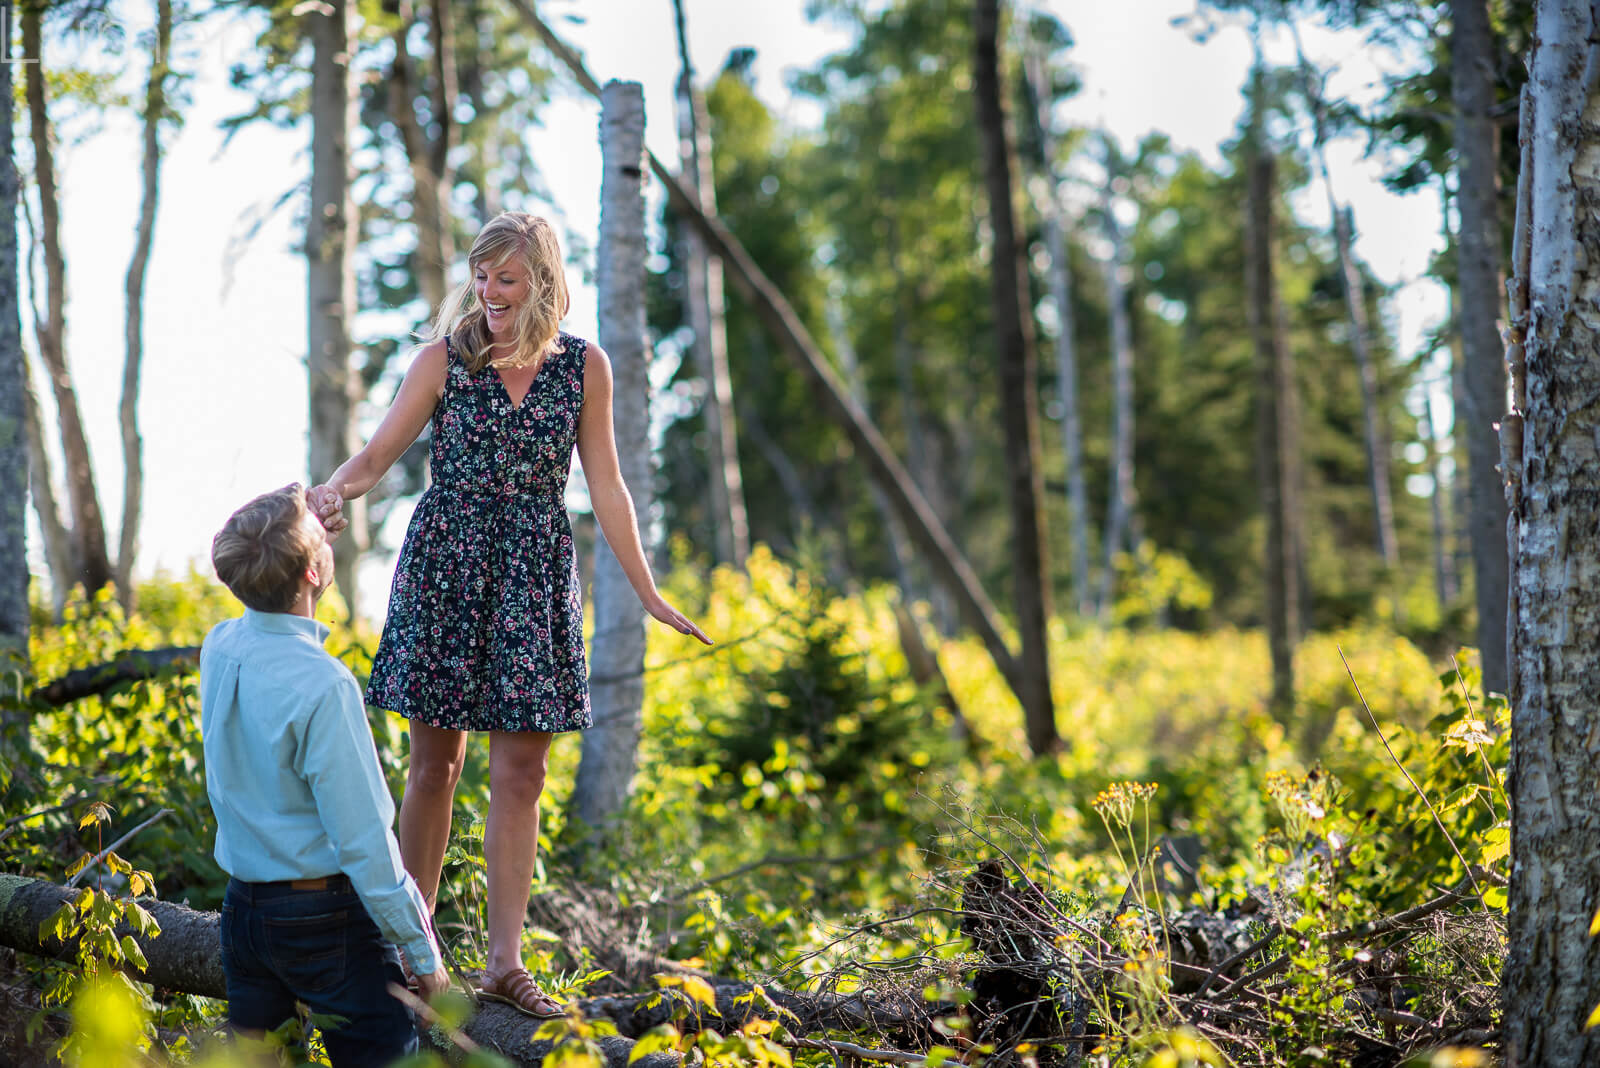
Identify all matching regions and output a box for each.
[307,484,349,539]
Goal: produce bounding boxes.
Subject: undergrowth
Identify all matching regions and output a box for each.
[0,551,1506,1065]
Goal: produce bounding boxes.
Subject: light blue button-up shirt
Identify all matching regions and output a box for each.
[200,609,438,974]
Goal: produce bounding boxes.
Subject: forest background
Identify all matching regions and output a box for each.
[1,0,1581,1064]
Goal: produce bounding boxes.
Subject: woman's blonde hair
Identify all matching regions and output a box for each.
[421,212,570,374]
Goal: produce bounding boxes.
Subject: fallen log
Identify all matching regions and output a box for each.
[0,874,907,1066]
[30,646,201,707]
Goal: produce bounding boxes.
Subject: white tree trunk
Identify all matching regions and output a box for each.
[573,81,650,832]
[1022,43,1091,619]
[22,357,70,619]
[1097,148,1139,616]
[1503,3,1600,1063]
[307,0,365,612]
[118,0,172,616]
[0,0,27,658]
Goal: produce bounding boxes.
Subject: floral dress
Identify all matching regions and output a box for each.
[366,333,593,733]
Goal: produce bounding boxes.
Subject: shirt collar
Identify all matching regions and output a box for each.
[243,607,331,644]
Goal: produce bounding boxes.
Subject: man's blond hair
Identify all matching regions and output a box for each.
[211,484,321,613]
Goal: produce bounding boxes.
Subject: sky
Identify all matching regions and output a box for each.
[22,0,1448,618]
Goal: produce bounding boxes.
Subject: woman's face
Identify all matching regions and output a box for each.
[474,255,532,339]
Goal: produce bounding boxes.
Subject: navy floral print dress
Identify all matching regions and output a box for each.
[366,333,594,733]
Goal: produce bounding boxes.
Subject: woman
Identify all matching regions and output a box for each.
[311,212,710,1017]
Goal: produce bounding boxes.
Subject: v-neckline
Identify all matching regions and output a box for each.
[491,346,556,410]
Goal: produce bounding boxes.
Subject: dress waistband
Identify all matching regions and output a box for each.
[431,483,565,501]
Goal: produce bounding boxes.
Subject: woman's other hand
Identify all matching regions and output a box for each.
[643,594,712,645]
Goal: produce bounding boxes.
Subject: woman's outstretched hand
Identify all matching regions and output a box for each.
[644,594,713,645]
[307,484,350,539]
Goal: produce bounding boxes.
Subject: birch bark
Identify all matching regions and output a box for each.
[307,0,365,612]
[118,0,172,614]
[1503,3,1600,1062]
[573,82,650,831]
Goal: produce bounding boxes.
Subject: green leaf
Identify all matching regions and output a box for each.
[120,935,148,971]
[628,1024,681,1062]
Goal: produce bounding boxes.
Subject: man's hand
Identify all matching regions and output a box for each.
[415,966,449,999]
[306,483,350,540]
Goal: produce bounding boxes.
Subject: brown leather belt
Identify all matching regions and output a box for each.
[287,874,351,891]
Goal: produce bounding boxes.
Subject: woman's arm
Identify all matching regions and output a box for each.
[576,343,712,645]
[309,342,448,525]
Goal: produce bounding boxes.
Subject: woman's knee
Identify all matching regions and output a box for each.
[407,749,465,795]
[489,734,552,806]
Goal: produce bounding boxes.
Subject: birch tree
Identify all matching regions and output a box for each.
[1020,23,1091,618]
[1097,138,1140,617]
[306,0,364,610]
[117,0,174,614]
[1452,0,1510,694]
[1502,1,1600,1059]
[22,1,112,599]
[0,0,27,659]
[672,0,749,570]
[573,81,650,830]
[1290,31,1398,571]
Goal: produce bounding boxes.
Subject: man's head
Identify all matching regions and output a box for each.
[211,484,335,614]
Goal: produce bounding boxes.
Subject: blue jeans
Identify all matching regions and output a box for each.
[219,877,418,1067]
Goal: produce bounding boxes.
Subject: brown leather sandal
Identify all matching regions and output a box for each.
[479,968,563,1019]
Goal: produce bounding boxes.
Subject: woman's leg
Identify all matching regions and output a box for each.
[484,730,553,978]
[398,722,468,910]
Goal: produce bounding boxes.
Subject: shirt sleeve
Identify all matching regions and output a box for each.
[297,678,441,974]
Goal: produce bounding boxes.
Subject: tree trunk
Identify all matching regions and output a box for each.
[1244,91,1300,726]
[307,0,365,615]
[672,0,749,571]
[972,0,1058,757]
[22,4,112,600]
[1291,28,1399,571]
[117,0,172,616]
[1503,4,1600,1064]
[22,357,70,619]
[573,82,650,832]
[1421,386,1457,608]
[1021,45,1091,620]
[512,0,1028,712]
[1330,203,1398,569]
[1097,149,1139,617]
[389,0,456,313]
[0,0,26,660]
[1452,0,1510,695]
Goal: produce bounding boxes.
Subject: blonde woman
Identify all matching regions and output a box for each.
[311,212,709,1017]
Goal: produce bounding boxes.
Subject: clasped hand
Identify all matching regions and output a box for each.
[306,484,349,539]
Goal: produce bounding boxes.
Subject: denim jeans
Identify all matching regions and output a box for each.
[219,877,418,1067]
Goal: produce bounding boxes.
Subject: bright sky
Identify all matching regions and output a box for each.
[25,0,1447,618]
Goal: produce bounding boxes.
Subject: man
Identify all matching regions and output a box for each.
[202,483,447,1065]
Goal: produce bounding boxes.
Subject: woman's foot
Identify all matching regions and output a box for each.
[478,967,563,1019]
